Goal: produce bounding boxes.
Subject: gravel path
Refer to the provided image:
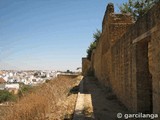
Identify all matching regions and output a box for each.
[82,76,130,120]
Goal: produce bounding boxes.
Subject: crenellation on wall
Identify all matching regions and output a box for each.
[110,13,134,23]
[102,3,114,31]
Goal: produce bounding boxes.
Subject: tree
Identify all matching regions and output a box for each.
[18,85,34,97]
[93,29,101,43]
[66,70,70,73]
[119,0,159,20]
[86,29,101,60]
[87,41,96,60]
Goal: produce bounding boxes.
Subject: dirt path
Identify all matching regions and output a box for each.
[82,76,130,120]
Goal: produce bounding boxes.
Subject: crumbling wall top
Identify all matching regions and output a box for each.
[107,3,114,13]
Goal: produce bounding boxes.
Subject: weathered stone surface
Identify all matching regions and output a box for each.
[82,58,91,76]
[82,3,160,114]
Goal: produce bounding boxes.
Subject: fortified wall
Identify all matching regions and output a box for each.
[82,3,160,114]
[82,57,91,76]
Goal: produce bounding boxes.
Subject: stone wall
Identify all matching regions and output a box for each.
[149,25,160,113]
[94,3,133,87]
[82,3,160,114]
[150,32,160,114]
[94,3,135,109]
[82,57,91,76]
[111,3,160,113]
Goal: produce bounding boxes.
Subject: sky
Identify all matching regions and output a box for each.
[0,0,127,71]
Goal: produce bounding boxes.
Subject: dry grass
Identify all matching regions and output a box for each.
[2,76,80,120]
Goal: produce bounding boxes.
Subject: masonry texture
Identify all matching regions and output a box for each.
[82,3,160,114]
[82,58,91,76]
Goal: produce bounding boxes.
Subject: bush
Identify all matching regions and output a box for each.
[86,29,101,60]
[18,85,34,97]
[0,90,17,103]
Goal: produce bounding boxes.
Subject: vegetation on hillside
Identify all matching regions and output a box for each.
[2,76,79,120]
[0,90,17,103]
[18,85,34,97]
[119,0,159,20]
[86,29,101,60]
[0,84,35,104]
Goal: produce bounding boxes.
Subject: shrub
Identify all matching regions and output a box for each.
[86,29,101,60]
[18,85,34,98]
[0,90,17,103]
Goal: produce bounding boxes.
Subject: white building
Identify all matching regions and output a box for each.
[5,83,19,90]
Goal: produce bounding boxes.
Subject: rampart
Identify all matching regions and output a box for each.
[82,3,160,114]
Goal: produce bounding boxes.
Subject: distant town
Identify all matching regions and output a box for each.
[0,69,81,93]
[0,70,64,94]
